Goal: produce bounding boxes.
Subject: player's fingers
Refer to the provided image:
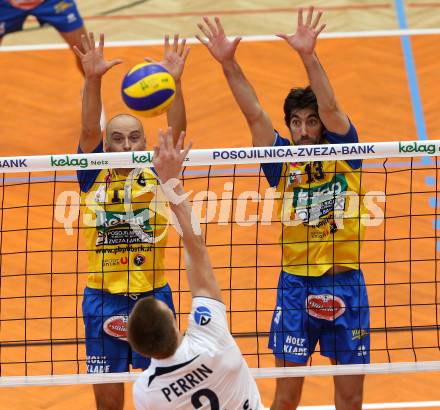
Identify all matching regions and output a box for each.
[178,38,187,56]
[153,145,160,161]
[175,131,185,151]
[72,45,85,58]
[203,16,218,36]
[81,34,90,52]
[195,34,208,46]
[181,47,190,63]
[158,129,165,150]
[232,37,242,50]
[98,33,104,52]
[162,128,171,152]
[172,34,179,52]
[312,10,322,29]
[164,34,170,52]
[197,23,212,40]
[182,140,192,161]
[316,24,326,36]
[90,32,96,50]
[306,6,314,26]
[275,33,288,40]
[214,16,225,36]
[108,59,123,69]
[298,7,304,27]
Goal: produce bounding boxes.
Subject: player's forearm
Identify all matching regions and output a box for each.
[301,52,338,112]
[169,183,222,299]
[170,183,204,252]
[166,81,187,146]
[80,78,102,150]
[222,59,264,122]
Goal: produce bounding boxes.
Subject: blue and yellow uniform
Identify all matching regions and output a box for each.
[263,123,370,364]
[78,142,175,373]
[0,0,83,36]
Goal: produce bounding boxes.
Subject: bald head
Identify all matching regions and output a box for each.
[106,113,144,137]
[105,113,146,152]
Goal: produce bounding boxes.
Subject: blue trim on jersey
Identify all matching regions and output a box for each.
[77,141,103,193]
[325,122,361,170]
[261,131,290,187]
[0,0,84,35]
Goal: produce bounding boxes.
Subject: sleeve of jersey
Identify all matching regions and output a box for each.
[324,121,362,170]
[186,297,233,347]
[133,379,149,410]
[76,142,104,192]
[261,131,291,187]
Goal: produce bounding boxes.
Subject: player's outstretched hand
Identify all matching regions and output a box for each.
[145,34,190,83]
[73,33,122,79]
[276,7,326,57]
[196,16,241,64]
[153,128,192,184]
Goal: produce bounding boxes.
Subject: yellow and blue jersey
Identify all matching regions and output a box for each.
[77,142,169,294]
[261,123,366,277]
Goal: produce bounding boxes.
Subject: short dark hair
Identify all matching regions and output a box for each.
[283,86,319,127]
[127,297,178,359]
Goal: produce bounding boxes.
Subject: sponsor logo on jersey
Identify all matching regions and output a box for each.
[274,306,282,325]
[306,294,346,321]
[293,173,348,225]
[133,254,145,266]
[120,256,128,264]
[352,329,369,340]
[54,0,73,13]
[94,184,106,203]
[102,258,120,267]
[194,306,212,326]
[86,355,110,373]
[283,335,308,357]
[137,173,146,187]
[357,344,368,357]
[103,315,128,340]
[66,12,77,23]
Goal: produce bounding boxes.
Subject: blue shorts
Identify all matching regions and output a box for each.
[0,0,83,36]
[82,284,175,373]
[268,270,370,365]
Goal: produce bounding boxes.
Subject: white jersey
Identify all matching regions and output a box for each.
[133,297,263,410]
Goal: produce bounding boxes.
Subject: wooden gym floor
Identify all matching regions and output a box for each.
[1,0,440,408]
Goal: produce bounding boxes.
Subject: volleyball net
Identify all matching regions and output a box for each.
[1,140,440,387]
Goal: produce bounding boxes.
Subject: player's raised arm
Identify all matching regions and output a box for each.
[196,17,275,147]
[156,34,190,145]
[277,7,350,135]
[73,33,122,153]
[153,128,223,301]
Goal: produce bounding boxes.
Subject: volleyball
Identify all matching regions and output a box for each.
[121,62,176,117]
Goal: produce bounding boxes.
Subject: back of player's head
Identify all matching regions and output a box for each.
[283,86,319,127]
[127,297,179,359]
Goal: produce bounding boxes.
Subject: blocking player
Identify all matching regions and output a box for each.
[128,127,264,410]
[73,32,189,410]
[197,8,369,410]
